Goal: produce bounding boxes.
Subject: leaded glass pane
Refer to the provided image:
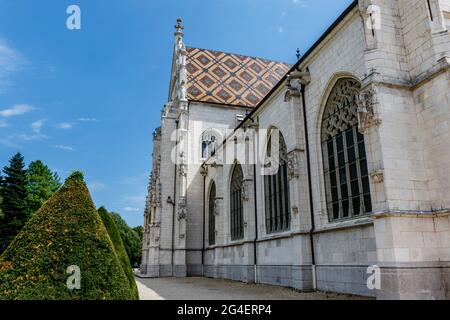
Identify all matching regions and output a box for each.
[264,132,291,233]
[321,79,373,221]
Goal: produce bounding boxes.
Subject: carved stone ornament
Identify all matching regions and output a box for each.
[178,206,187,221]
[179,163,187,177]
[154,182,162,207]
[370,169,384,183]
[241,180,250,201]
[179,151,187,177]
[287,151,299,180]
[177,197,187,221]
[214,198,222,216]
[321,79,360,142]
[200,165,208,177]
[357,84,382,134]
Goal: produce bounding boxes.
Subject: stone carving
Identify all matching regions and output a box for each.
[154,182,162,207]
[287,151,299,180]
[357,84,381,134]
[241,180,250,201]
[179,151,187,177]
[179,163,187,177]
[370,169,384,183]
[214,198,222,216]
[321,79,360,141]
[178,206,187,221]
[200,165,208,177]
[179,80,187,102]
[177,197,187,221]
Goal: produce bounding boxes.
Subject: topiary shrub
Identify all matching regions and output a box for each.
[110,212,142,267]
[0,171,137,300]
[98,207,139,299]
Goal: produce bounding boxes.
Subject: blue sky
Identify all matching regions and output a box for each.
[0,0,353,227]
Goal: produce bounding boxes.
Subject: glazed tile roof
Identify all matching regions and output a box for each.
[186,47,291,108]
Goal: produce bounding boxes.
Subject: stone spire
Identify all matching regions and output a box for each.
[174,18,184,39]
[173,18,187,102]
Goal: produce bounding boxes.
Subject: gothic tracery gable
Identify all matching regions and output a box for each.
[321,78,361,142]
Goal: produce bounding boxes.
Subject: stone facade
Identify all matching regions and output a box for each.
[141,0,450,299]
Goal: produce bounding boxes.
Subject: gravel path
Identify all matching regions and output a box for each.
[136,276,370,300]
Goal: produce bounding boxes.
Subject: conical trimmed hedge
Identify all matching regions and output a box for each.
[0,172,137,300]
[98,207,139,299]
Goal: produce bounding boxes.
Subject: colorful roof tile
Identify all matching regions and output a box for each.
[186,47,291,107]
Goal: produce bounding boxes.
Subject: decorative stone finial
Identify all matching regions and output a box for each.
[175,18,184,35]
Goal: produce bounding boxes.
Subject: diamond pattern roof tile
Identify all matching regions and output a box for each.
[186,47,291,107]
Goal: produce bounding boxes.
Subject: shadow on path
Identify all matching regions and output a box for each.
[135,276,371,300]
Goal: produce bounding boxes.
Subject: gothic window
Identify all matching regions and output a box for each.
[264,131,291,233]
[321,78,372,221]
[201,130,221,159]
[208,181,216,245]
[230,164,244,241]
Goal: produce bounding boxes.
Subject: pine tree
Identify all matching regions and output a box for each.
[0,175,4,220]
[26,160,61,214]
[0,153,29,253]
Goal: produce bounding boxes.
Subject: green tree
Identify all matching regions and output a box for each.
[26,160,61,214]
[0,174,4,219]
[133,226,143,243]
[110,213,142,267]
[0,153,29,253]
[98,207,139,299]
[0,171,137,300]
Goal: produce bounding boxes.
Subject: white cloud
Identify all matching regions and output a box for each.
[54,144,75,151]
[0,131,47,147]
[0,137,18,148]
[31,119,45,133]
[9,133,48,141]
[56,122,74,129]
[121,174,148,185]
[124,195,146,205]
[88,181,107,192]
[277,26,284,33]
[292,0,308,7]
[0,104,34,117]
[0,38,27,92]
[124,207,140,213]
[77,118,97,122]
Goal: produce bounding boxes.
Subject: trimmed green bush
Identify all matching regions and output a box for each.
[110,212,142,267]
[98,207,139,299]
[0,171,137,300]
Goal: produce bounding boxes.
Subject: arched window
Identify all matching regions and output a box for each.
[264,131,291,233]
[321,78,372,221]
[230,164,244,240]
[208,182,216,245]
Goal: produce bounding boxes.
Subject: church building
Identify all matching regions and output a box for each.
[141,0,450,299]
